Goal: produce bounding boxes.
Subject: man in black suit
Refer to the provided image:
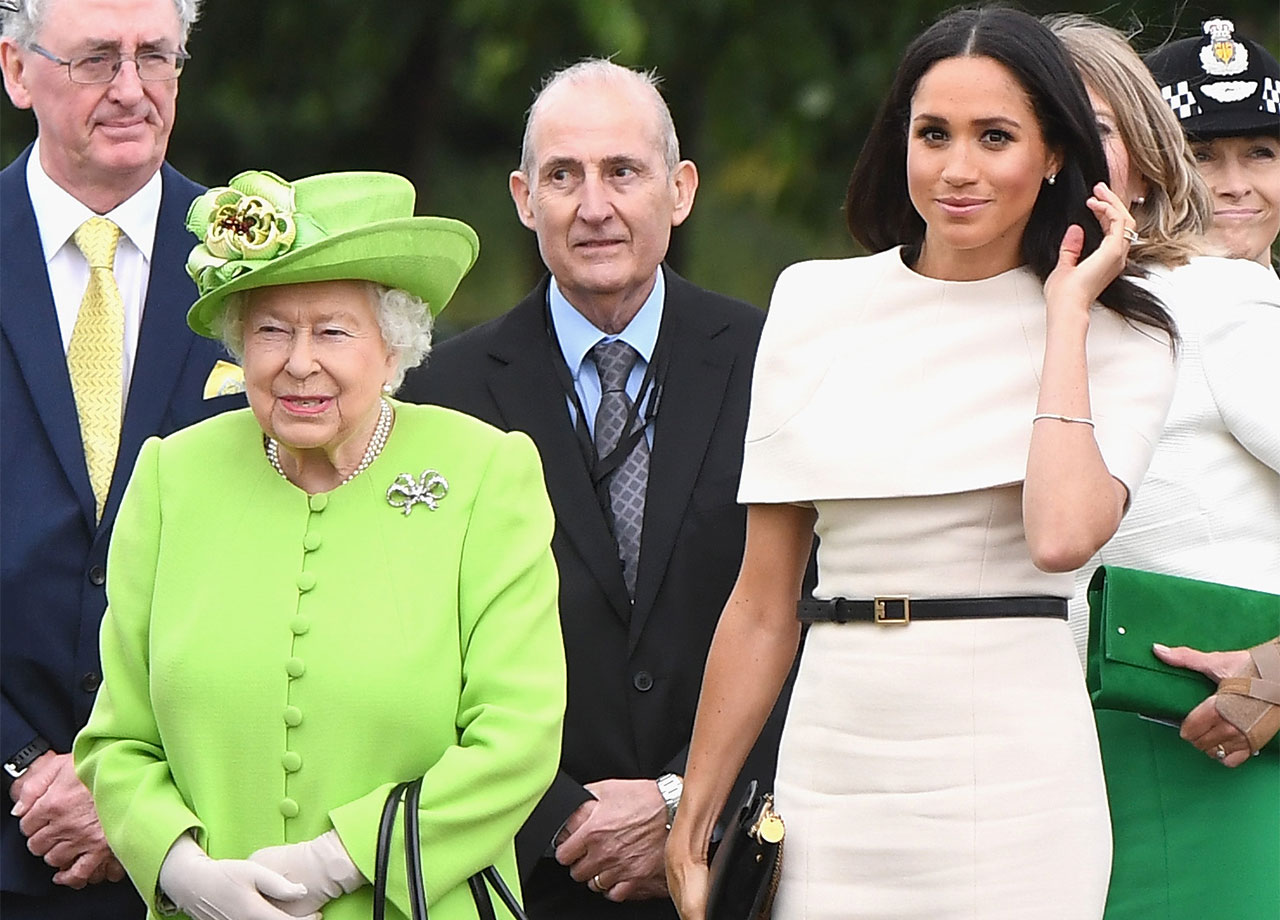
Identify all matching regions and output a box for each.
[0,1,241,916]
[401,59,785,919]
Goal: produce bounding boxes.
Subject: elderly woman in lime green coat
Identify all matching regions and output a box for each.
[73,170,565,920]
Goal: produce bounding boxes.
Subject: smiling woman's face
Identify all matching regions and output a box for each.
[242,279,396,467]
[1192,134,1280,266]
[907,55,1060,281]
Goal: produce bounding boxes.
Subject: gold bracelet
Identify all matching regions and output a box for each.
[1032,413,1095,428]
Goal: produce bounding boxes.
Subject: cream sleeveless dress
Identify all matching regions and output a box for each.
[739,249,1176,919]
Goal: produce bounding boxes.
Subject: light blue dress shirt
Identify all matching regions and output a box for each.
[548,270,663,445]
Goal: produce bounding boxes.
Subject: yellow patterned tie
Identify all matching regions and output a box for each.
[68,217,124,522]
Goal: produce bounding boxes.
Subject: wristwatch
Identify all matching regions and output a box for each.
[4,736,51,779]
[656,772,683,828]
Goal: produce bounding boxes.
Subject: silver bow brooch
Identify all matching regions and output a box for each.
[386,471,449,516]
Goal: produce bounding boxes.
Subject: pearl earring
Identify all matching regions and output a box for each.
[1132,196,1146,207]
[382,383,394,394]
[1046,174,1057,186]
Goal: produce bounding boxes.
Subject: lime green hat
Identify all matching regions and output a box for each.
[184,170,479,339]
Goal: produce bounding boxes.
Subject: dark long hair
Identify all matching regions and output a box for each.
[845,6,1175,341]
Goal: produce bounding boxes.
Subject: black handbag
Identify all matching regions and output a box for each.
[373,776,530,920]
[704,780,785,920]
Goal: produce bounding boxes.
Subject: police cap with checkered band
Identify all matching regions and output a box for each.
[1145,17,1280,139]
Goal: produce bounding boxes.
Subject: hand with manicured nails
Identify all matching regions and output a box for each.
[158,833,319,920]
[250,829,367,915]
[1153,643,1255,766]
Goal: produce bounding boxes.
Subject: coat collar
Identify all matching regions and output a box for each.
[112,163,204,524]
[627,268,736,644]
[2,145,96,525]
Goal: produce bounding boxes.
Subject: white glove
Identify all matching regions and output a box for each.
[249,829,367,915]
[158,833,319,920]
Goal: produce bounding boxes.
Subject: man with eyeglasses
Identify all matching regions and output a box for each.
[0,2,243,917]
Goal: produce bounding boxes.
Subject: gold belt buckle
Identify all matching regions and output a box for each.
[874,595,910,625]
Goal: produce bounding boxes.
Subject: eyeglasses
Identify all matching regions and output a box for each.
[27,43,188,84]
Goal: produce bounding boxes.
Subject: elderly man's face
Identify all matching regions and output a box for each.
[1,0,182,202]
[509,79,697,321]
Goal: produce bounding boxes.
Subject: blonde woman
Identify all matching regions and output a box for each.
[1050,15,1280,920]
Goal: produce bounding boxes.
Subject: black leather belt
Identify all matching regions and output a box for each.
[797,595,1068,625]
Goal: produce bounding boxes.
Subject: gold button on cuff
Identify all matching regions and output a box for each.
[296,572,316,592]
[308,494,328,512]
[282,751,302,772]
[279,798,299,818]
[283,706,303,727]
[286,657,305,678]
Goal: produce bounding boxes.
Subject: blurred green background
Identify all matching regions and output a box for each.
[4,1,1277,337]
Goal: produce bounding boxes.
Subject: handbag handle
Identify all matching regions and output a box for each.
[404,778,429,919]
[374,780,422,920]
[373,775,530,920]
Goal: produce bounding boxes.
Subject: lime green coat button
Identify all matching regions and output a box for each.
[290,616,310,635]
[283,706,303,727]
[286,657,305,678]
[308,493,328,512]
[281,751,302,772]
[279,798,299,818]
[303,533,321,551]
[296,572,316,592]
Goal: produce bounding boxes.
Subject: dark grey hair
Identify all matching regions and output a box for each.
[518,57,680,185]
[216,282,433,393]
[2,0,201,45]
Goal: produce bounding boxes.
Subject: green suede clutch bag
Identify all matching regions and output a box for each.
[1086,565,1280,725]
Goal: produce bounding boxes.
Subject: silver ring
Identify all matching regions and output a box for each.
[1122,227,1140,244]
[1215,744,1227,760]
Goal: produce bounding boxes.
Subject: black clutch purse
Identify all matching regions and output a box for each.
[373,776,529,920]
[705,780,785,920]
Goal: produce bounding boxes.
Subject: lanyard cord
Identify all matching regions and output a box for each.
[542,299,667,495]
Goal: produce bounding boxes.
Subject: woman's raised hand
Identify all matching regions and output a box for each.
[1044,182,1138,317]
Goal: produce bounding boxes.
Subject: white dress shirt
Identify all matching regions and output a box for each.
[26,138,163,400]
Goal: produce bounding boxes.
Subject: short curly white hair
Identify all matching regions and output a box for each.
[216,281,433,393]
[2,0,201,44]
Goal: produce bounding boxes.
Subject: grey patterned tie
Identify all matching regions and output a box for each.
[592,339,649,598]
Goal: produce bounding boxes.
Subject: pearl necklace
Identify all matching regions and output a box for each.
[266,398,393,487]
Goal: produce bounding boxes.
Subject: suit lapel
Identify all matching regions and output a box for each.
[110,164,201,525]
[0,147,97,528]
[629,270,735,644]
[486,287,633,621]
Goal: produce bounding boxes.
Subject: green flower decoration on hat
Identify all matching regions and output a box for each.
[186,171,313,295]
[183,170,480,340]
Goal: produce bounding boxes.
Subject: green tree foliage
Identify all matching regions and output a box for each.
[3,1,1276,329]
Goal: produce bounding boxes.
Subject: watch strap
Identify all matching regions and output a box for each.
[4,736,51,779]
[656,772,683,828]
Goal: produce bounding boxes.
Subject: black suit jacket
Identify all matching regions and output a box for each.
[401,267,794,919]
[0,146,244,915]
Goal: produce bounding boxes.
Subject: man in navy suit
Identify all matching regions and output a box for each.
[0,1,241,916]
[401,59,796,920]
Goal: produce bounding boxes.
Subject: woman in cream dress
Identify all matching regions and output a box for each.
[666,10,1178,920]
